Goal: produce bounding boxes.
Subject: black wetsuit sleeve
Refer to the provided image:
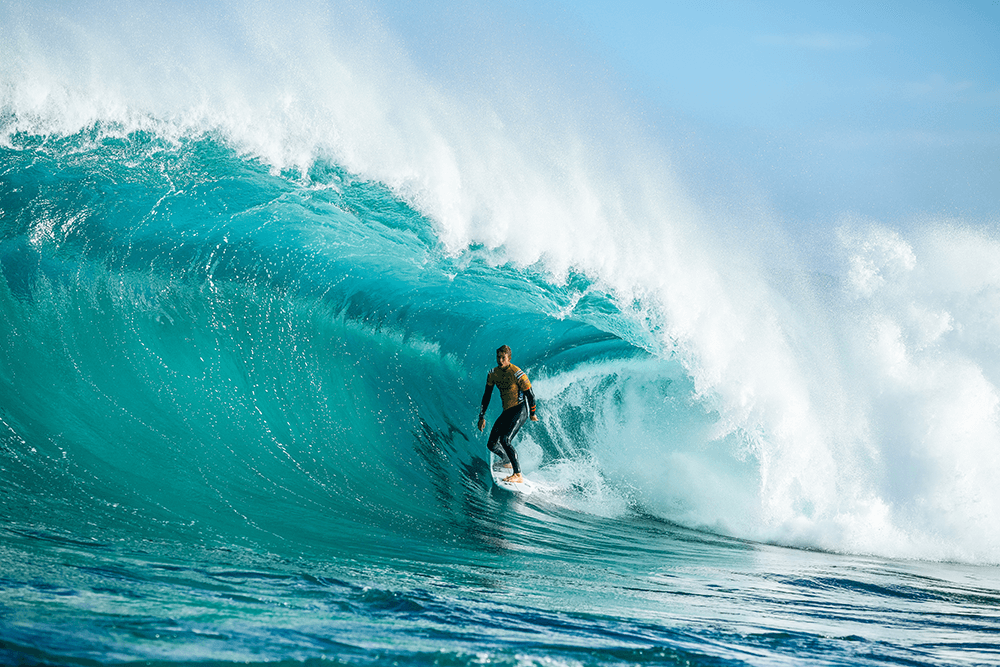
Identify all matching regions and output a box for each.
[524,387,536,416]
[479,384,493,418]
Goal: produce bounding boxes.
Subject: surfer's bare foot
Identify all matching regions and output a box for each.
[503,473,524,483]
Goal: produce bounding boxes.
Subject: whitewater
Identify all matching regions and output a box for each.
[2,1,999,665]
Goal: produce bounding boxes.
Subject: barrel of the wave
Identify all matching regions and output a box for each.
[477,345,539,494]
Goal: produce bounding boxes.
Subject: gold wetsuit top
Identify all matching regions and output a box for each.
[486,363,532,411]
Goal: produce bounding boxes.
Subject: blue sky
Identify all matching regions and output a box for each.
[554,0,1000,226]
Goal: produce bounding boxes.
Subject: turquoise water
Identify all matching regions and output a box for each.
[3,2,1000,665]
[3,124,999,667]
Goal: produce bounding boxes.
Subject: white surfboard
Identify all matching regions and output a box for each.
[490,453,536,495]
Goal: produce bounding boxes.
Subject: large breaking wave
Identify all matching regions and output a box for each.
[3,0,1000,567]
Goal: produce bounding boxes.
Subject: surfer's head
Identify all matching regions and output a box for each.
[496,345,512,368]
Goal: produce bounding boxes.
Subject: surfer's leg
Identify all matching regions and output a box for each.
[497,404,528,475]
[499,441,520,474]
[487,413,513,467]
[487,441,512,469]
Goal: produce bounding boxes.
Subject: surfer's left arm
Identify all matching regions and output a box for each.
[516,369,538,422]
[524,387,538,422]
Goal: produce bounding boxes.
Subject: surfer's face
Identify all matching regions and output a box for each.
[497,351,511,368]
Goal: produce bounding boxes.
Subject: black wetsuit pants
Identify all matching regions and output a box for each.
[487,402,528,474]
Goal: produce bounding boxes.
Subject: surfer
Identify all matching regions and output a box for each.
[477,345,538,483]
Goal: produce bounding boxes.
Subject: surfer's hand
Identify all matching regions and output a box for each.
[530,415,539,422]
[477,417,485,431]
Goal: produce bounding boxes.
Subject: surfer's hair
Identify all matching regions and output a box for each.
[497,345,512,357]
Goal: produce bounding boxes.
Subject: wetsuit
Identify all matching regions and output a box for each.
[479,363,536,475]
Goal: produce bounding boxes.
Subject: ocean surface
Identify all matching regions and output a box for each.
[2,2,1000,665]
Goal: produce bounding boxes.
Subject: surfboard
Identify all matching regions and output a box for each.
[490,453,536,495]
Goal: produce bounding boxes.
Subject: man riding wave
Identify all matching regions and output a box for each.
[478,345,538,483]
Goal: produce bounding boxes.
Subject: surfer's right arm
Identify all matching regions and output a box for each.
[478,376,494,431]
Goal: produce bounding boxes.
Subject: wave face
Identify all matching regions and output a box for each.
[3,1,1000,665]
[0,127,651,555]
